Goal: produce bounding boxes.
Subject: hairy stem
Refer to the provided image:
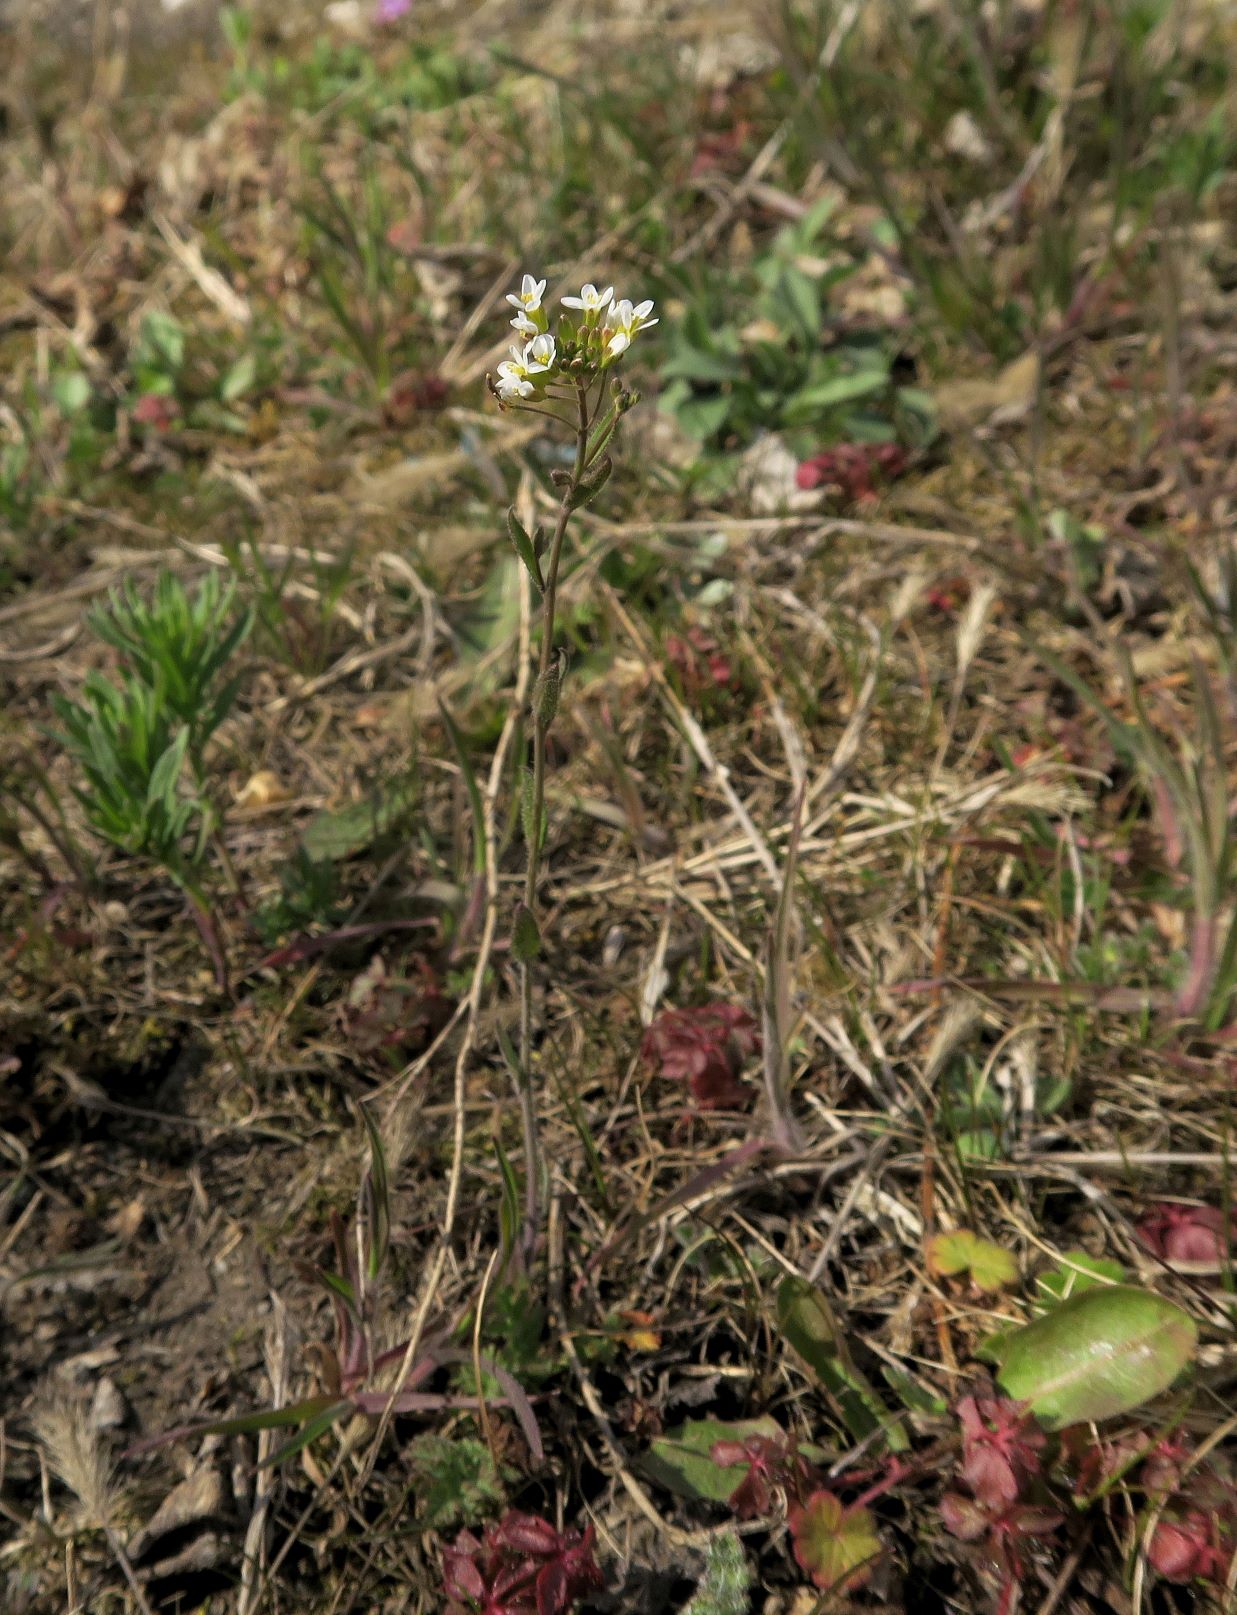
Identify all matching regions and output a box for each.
[516,379,591,1258]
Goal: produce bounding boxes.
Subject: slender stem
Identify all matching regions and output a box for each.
[516,379,591,1257]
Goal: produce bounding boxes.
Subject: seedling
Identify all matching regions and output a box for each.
[52,571,252,986]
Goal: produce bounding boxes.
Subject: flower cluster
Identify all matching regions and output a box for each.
[492,273,657,405]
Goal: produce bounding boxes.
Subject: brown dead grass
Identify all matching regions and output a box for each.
[3,3,1237,1613]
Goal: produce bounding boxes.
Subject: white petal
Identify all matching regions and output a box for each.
[633,299,655,320]
[561,295,586,309]
[607,331,631,357]
[597,286,614,309]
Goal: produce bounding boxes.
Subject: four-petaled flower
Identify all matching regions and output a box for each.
[562,282,614,317]
[510,311,540,338]
[606,296,658,357]
[495,337,559,402]
[505,273,547,314]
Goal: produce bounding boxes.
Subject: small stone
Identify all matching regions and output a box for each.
[90,1378,128,1433]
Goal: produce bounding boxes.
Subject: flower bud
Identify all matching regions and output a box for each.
[533,662,562,728]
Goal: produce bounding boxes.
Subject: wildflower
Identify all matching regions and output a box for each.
[495,364,534,402]
[561,282,613,318]
[505,273,547,315]
[524,333,556,373]
[494,338,557,403]
[603,297,656,359]
[510,310,539,338]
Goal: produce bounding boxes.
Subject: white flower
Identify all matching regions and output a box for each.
[524,333,556,372]
[505,273,547,314]
[561,282,613,316]
[611,296,658,337]
[510,311,539,337]
[494,336,556,402]
[495,361,535,401]
[606,330,631,358]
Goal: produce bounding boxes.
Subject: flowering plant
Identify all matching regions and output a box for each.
[487,273,654,1254]
[491,274,656,406]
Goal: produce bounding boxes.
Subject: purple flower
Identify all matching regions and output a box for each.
[374,0,411,22]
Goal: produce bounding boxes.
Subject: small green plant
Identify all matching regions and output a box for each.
[84,572,252,763]
[660,200,933,455]
[52,571,253,983]
[1039,634,1237,1032]
[683,1529,753,1615]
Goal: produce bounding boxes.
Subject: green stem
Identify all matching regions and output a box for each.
[516,379,591,1259]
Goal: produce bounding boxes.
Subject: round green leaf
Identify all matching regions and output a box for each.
[926,1229,1018,1292]
[995,1285,1196,1430]
[789,1490,881,1592]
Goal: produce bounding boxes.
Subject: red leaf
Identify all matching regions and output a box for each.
[641,1002,760,1111]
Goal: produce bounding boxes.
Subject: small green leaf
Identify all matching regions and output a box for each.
[643,1417,784,1504]
[409,1434,507,1528]
[53,372,92,415]
[1035,1251,1126,1307]
[789,1490,881,1593]
[511,902,541,963]
[670,392,732,440]
[660,346,743,384]
[684,1529,752,1615]
[261,1399,353,1469]
[220,351,258,402]
[785,368,889,417]
[995,1285,1197,1429]
[881,1366,948,1416]
[301,783,415,861]
[926,1229,1019,1293]
[776,1278,909,1451]
[505,507,544,595]
[569,453,612,510]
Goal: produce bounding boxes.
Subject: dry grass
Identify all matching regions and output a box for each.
[3,2,1237,1612]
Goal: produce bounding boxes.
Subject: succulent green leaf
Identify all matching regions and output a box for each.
[995,1285,1197,1429]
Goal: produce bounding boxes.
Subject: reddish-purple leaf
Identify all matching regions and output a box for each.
[955,1395,1045,1509]
[641,1002,760,1111]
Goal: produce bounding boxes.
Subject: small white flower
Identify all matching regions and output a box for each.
[561,282,614,316]
[524,333,556,372]
[606,330,631,358]
[611,296,658,338]
[495,360,535,401]
[505,273,547,314]
[510,311,539,337]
